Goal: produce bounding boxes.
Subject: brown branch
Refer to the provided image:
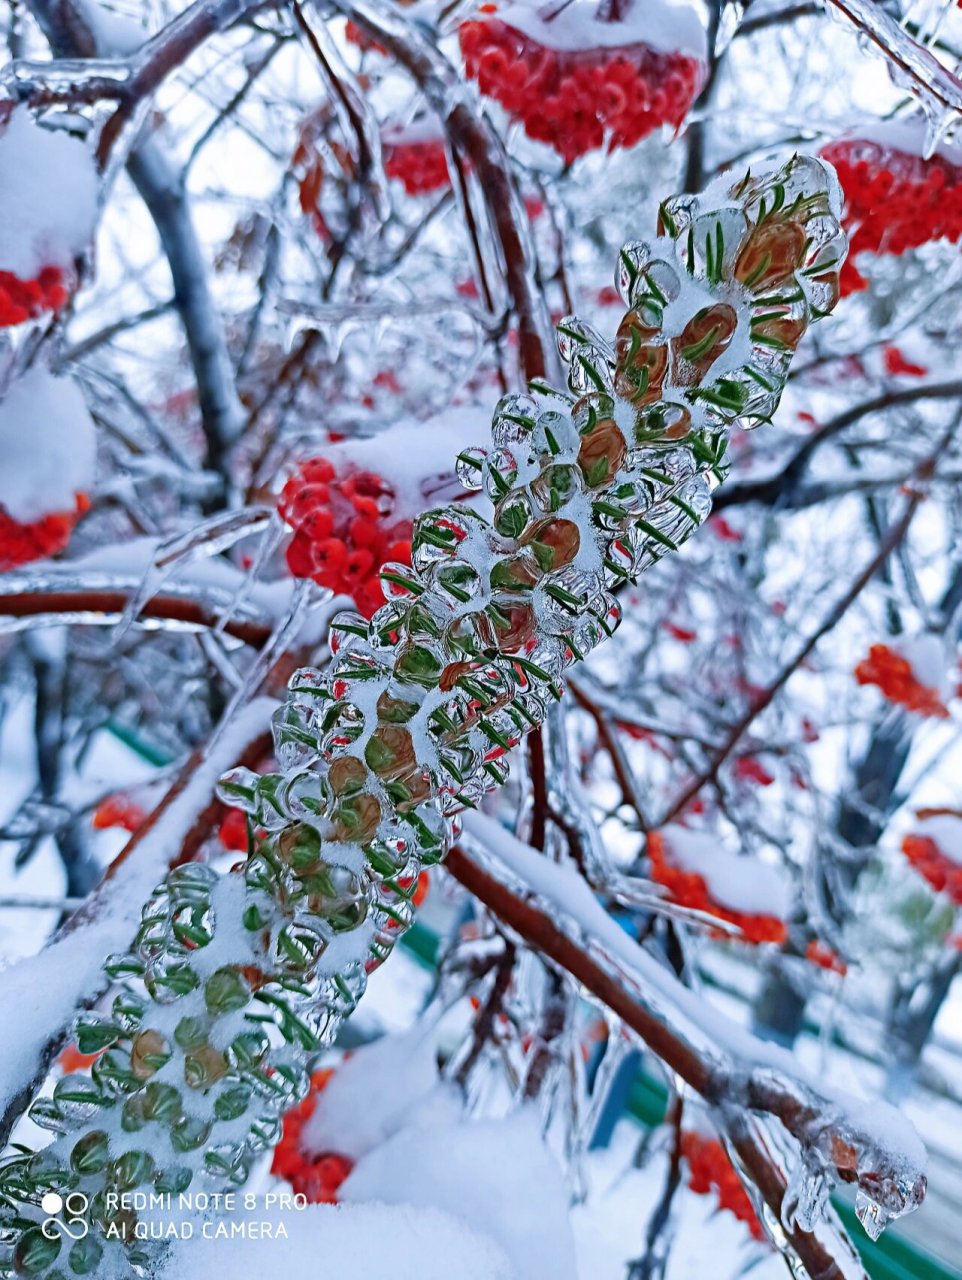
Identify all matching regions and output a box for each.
[527,727,548,852]
[331,0,556,383]
[715,380,962,510]
[444,842,870,1280]
[0,588,273,646]
[659,493,922,824]
[569,679,649,828]
[95,0,273,163]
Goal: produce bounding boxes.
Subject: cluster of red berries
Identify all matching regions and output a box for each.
[854,643,949,718]
[458,17,703,164]
[383,138,451,195]
[883,345,927,378]
[0,266,69,328]
[278,457,412,619]
[272,1068,355,1203]
[805,939,847,975]
[91,795,147,834]
[344,18,384,53]
[680,1131,765,1240]
[902,815,962,906]
[217,807,252,852]
[647,832,787,944]
[732,756,775,787]
[820,137,962,294]
[0,493,89,572]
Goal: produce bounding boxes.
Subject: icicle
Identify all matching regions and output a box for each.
[781,1152,832,1234]
[714,0,746,54]
[111,508,273,643]
[855,1188,892,1241]
[824,0,962,148]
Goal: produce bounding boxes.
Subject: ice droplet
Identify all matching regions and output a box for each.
[855,1188,891,1242]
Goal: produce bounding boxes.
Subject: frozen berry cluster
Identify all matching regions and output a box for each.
[272,1068,355,1203]
[680,1131,765,1240]
[901,819,962,906]
[344,18,383,51]
[0,492,88,572]
[459,17,703,164]
[647,831,787,944]
[0,265,69,328]
[278,457,413,619]
[805,939,847,975]
[383,138,451,195]
[854,643,949,718]
[92,795,147,834]
[820,137,962,293]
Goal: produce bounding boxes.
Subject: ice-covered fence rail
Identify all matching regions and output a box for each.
[0,696,276,1145]
[456,813,928,1239]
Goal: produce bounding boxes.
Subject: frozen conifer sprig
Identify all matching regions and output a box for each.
[0,154,846,1279]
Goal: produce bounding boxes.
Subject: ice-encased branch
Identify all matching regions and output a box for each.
[453,815,926,1248]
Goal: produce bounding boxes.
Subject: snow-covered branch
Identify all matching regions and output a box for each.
[452,813,927,1261]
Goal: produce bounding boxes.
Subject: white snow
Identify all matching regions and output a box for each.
[318,407,490,514]
[0,697,274,1118]
[160,1201,514,1280]
[341,1106,579,1280]
[0,365,96,523]
[489,0,707,60]
[657,823,793,919]
[383,116,446,146]
[0,110,99,280]
[302,1023,441,1160]
[908,812,962,866]
[893,633,949,699]
[830,117,962,167]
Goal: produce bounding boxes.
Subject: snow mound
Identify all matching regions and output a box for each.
[893,633,949,698]
[302,1024,441,1161]
[340,1108,579,1280]
[0,110,99,280]
[492,0,707,59]
[658,824,792,919]
[0,365,96,523]
[319,407,490,514]
[160,1201,514,1280]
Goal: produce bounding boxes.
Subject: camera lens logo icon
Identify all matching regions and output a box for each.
[41,1191,89,1241]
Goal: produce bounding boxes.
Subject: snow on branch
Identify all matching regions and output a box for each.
[823,0,962,125]
[0,697,276,1146]
[456,812,927,1242]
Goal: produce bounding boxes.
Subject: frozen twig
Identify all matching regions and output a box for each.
[331,0,558,382]
[450,815,928,1274]
[25,0,250,477]
[821,0,962,118]
[659,494,923,823]
[716,379,962,509]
